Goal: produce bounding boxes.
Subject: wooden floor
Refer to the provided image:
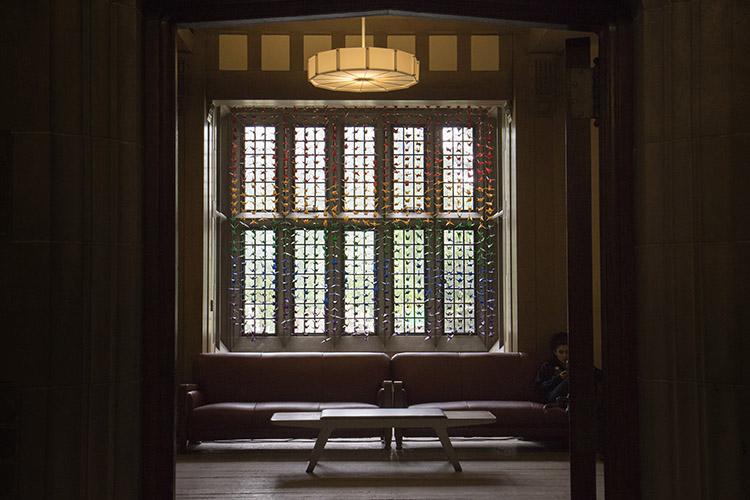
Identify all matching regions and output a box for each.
[177,438,605,499]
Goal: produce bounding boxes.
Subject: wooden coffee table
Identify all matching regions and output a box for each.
[271,408,495,473]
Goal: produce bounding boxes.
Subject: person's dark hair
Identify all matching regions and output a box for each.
[549,332,568,353]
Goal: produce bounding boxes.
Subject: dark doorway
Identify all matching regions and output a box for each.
[142,2,637,499]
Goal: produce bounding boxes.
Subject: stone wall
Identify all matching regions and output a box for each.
[0,1,143,498]
[634,1,749,498]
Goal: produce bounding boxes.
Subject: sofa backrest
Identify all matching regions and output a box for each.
[391,352,540,403]
[194,352,390,404]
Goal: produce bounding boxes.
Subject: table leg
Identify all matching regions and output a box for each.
[383,428,392,450]
[434,427,462,472]
[306,426,332,474]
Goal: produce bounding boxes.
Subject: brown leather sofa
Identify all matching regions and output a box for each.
[178,352,391,450]
[391,352,568,442]
[178,351,566,451]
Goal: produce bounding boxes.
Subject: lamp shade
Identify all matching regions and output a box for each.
[308,47,420,92]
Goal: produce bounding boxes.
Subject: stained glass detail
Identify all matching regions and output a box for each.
[393,229,426,335]
[443,229,475,334]
[442,126,474,211]
[344,230,375,334]
[243,229,277,335]
[244,126,277,211]
[294,127,326,212]
[293,229,326,335]
[343,126,376,211]
[393,127,425,211]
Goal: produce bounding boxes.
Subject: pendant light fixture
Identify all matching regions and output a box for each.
[307,17,420,92]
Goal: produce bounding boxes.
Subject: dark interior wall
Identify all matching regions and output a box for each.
[511,31,570,362]
[633,1,749,498]
[202,16,514,101]
[0,2,745,499]
[0,0,143,498]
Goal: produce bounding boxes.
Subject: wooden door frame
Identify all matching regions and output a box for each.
[142,2,638,499]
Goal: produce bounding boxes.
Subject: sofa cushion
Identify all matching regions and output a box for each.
[458,353,540,401]
[194,352,390,404]
[188,401,381,441]
[392,353,464,403]
[318,354,391,403]
[189,402,258,440]
[391,352,541,404]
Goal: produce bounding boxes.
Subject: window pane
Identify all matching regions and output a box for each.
[243,229,277,335]
[393,127,425,211]
[344,230,375,334]
[294,127,326,212]
[442,126,474,211]
[244,126,276,211]
[443,229,475,334]
[294,229,326,335]
[344,126,376,211]
[393,229,426,335]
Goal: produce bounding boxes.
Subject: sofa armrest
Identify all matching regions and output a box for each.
[186,389,205,410]
[378,380,394,408]
[177,384,205,452]
[393,380,407,408]
[392,381,408,449]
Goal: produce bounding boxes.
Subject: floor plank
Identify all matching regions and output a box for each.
[176,438,604,499]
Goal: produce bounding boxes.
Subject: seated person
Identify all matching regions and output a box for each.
[536,332,569,404]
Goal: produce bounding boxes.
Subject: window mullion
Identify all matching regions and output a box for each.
[327,120,343,344]
[484,224,498,346]
[472,123,480,214]
[434,122,444,215]
[425,122,436,214]
[431,123,443,347]
[432,223,444,346]
[375,116,385,216]
[275,225,287,342]
[330,119,343,216]
[280,122,292,343]
[227,116,238,349]
[232,117,247,346]
[282,120,293,215]
[231,225,245,347]
[375,117,385,342]
[383,121,393,214]
[331,227,345,344]
[375,225,388,341]
[473,226,483,343]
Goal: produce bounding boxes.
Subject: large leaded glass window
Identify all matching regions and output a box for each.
[225,107,498,351]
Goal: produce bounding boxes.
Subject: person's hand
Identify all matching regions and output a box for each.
[559,370,568,380]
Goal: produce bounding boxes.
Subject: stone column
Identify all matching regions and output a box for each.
[634,1,749,498]
[0,1,143,498]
